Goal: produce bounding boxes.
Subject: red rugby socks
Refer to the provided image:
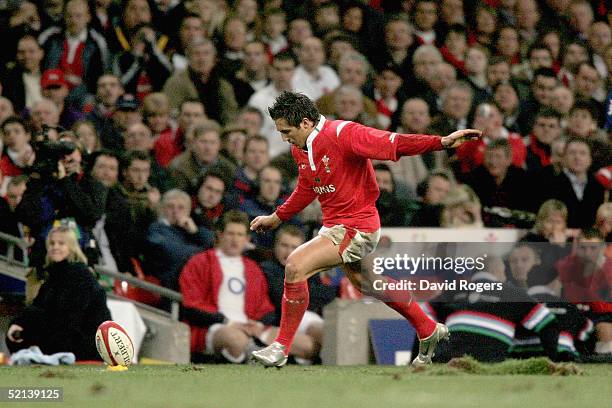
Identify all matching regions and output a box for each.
[386,300,436,339]
[275,280,309,355]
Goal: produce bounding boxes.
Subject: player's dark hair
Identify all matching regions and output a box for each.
[268,91,320,128]
[220,210,250,232]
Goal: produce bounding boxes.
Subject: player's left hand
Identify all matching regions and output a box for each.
[441,129,482,148]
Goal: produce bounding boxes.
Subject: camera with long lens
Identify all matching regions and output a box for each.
[30,125,78,178]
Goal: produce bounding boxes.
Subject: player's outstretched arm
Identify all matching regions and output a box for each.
[250,212,282,233]
[440,129,482,149]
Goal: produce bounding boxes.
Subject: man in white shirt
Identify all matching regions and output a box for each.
[248,51,296,157]
[291,36,340,101]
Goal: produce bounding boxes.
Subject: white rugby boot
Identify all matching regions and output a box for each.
[251,342,288,368]
[411,323,450,367]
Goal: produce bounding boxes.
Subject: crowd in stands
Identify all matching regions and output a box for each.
[0,0,610,364]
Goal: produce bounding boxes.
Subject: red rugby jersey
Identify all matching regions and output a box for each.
[275,116,443,232]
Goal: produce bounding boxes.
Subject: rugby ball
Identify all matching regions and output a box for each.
[95,321,134,366]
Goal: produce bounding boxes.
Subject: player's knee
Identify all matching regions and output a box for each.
[284,259,307,282]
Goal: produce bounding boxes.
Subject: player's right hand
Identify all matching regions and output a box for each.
[250,213,281,233]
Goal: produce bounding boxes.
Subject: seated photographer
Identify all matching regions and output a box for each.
[5,226,111,361]
[16,134,106,268]
[112,24,173,101]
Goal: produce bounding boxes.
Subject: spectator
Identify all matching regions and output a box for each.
[154,99,206,167]
[5,226,111,360]
[38,0,109,106]
[142,92,174,139]
[573,62,605,117]
[542,138,605,229]
[30,98,60,135]
[330,86,378,128]
[587,22,611,80]
[316,52,377,128]
[429,81,473,137]
[412,0,439,46]
[493,81,523,135]
[558,40,590,88]
[564,100,610,170]
[169,120,236,193]
[292,36,340,101]
[1,35,44,112]
[234,135,270,202]
[236,107,263,137]
[423,62,457,117]
[465,139,529,223]
[261,225,335,361]
[286,18,312,53]
[0,116,35,178]
[493,25,521,66]
[487,57,512,91]
[220,126,248,166]
[230,40,270,107]
[0,98,15,125]
[374,163,407,227]
[217,16,247,79]
[40,69,85,130]
[0,176,29,252]
[192,169,233,230]
[470,4,497,48]
[367,64,405,130]
[99,93,141,151]
[325,33,359,71]
[409,44,443,99]
[456,103,526,174]
[440,184,483,228]
[123,122,170,193]
[556,229,612,354]
[109,0,169,55]
[261,8,288,56]
[408,170,454,227]
[169,14,205,72]
[515,0,541,49]
[526,108,563,173]
[518,67,559,137]
[86,74,124,135]
[145,189,214,290]
[464,45,489,100]
[89,149,136,273]
[112,24,173,101]
[179,210,277,362]
[72,124,101,159]
[439,24,467,75]
[512,42,554,99]
[121,150,160,253]
[551,85,575,127]
[163,38,238,125]
[567,0,594,41]
[384,98,430,190]
[240,166,294,249]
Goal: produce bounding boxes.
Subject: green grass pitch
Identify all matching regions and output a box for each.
[1,360,611,408]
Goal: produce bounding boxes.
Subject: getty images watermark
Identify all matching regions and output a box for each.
[369,253,504,293]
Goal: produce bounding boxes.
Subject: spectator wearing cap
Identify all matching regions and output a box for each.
[163,38,238,125]
[1,35,44,113]
[291,36,340,101]
[38,0,109,107]
[248,51,295,157]
[41,69,85,130]
[100,93,141,151]
[86,74,125,135]
[541,138,605,229]
[112,24,173,101]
